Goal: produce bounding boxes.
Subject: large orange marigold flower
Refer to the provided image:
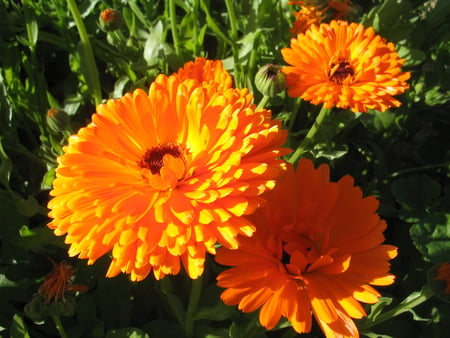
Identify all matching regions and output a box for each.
[216,159,397,337]
[48,58,289,281]
[282,20,411,112]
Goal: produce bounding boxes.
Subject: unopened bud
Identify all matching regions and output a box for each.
[46,108,70,133]
[255,64,286,97]
[99,8,124,32]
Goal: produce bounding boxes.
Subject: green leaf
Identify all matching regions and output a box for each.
[15,195,40,217]
[366,297,393,321]
[105,328,150,338]
[10,314,30,338]
[0,138,12,190]
[410,212,450,263]
[391,174,441,215]
[194,300,235,321]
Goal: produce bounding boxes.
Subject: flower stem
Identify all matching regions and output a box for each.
[360,286,434,331]
[288,105,331,164]
[66,0,102,105]
[51,314,68,338]
[256,95,270,110]
[185,276,203,338]
[224,0,243,87]
[168,0,181,56]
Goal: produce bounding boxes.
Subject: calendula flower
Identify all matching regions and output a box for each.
[435,263,450,294]
[216,159,397,337]
[174,57,233,92]
[282,20,411,112]
[48,58,289,281]
[288,0,357,25]
[290,5,324,36]
[39,260,88,303]
[99,8,123,32]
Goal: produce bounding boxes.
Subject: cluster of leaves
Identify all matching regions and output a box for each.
[0,0,449,337]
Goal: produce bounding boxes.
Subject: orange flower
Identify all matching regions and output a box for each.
[282,20,410,112]
[174,57,232,92]
[435,263,450,294]
[48,58,289,281]
[39,260,88,303]
[216,159,397,337]
[290,6,324,36]
[289,0,355,23]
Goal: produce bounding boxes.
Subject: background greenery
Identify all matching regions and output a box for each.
[0,0,449,337]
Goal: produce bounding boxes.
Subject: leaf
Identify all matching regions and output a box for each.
[10,314,30,338]
[194,300,235,321]
[0,138,12,190]
[366,297,393,321]
[410,212,450,263]
[391,174,441,215]
[105,328,150,338]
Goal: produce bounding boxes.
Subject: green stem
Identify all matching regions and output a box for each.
[288,105,331,164]
[192,0,201,55]
[168,0,181,56]
[66,0,102,105]
[256,95,270,110]
[185,277,203,338]
[389,162,450,178]
[360,286,434,330]
[224,0,242,86]
[51,314,68,338]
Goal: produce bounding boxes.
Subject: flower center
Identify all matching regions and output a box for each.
[329,60,354,84]
[280,235,320,277]
[138,142,184,175]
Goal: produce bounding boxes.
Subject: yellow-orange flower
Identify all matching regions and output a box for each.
[174,57,232,92]
[435,263,450,294]
[48,58,289,281]
[39,260,88,303]
[216,159,397,337]
[282,20,411,112]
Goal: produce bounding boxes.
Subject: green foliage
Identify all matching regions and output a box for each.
[0,0,449,337]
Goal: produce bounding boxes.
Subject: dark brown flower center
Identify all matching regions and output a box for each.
[138,142,183,175]
[329,61,354,84]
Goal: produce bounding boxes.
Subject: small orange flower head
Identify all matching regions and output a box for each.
[435,263,450,295]
[99,8,123,32]
[48,57,290,281]
[282,20,410,112]
[39,260,88,303]
[216,159,397,337]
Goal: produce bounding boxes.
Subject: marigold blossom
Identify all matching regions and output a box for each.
[289,0,355,35]
[216,159,397,337]
[48,58,289,281]
[290,5,324,36]
[39,260,88,303]
[435,263,450,294]
[282,20,411,112]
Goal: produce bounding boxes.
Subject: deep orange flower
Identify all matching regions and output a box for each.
[282,20,410,112]
[289,0,355,23]
[48,58,289,281]
[435,263,450,294]
[290,5,324,36]
[39,260,88,303]
[216,159,397,337]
